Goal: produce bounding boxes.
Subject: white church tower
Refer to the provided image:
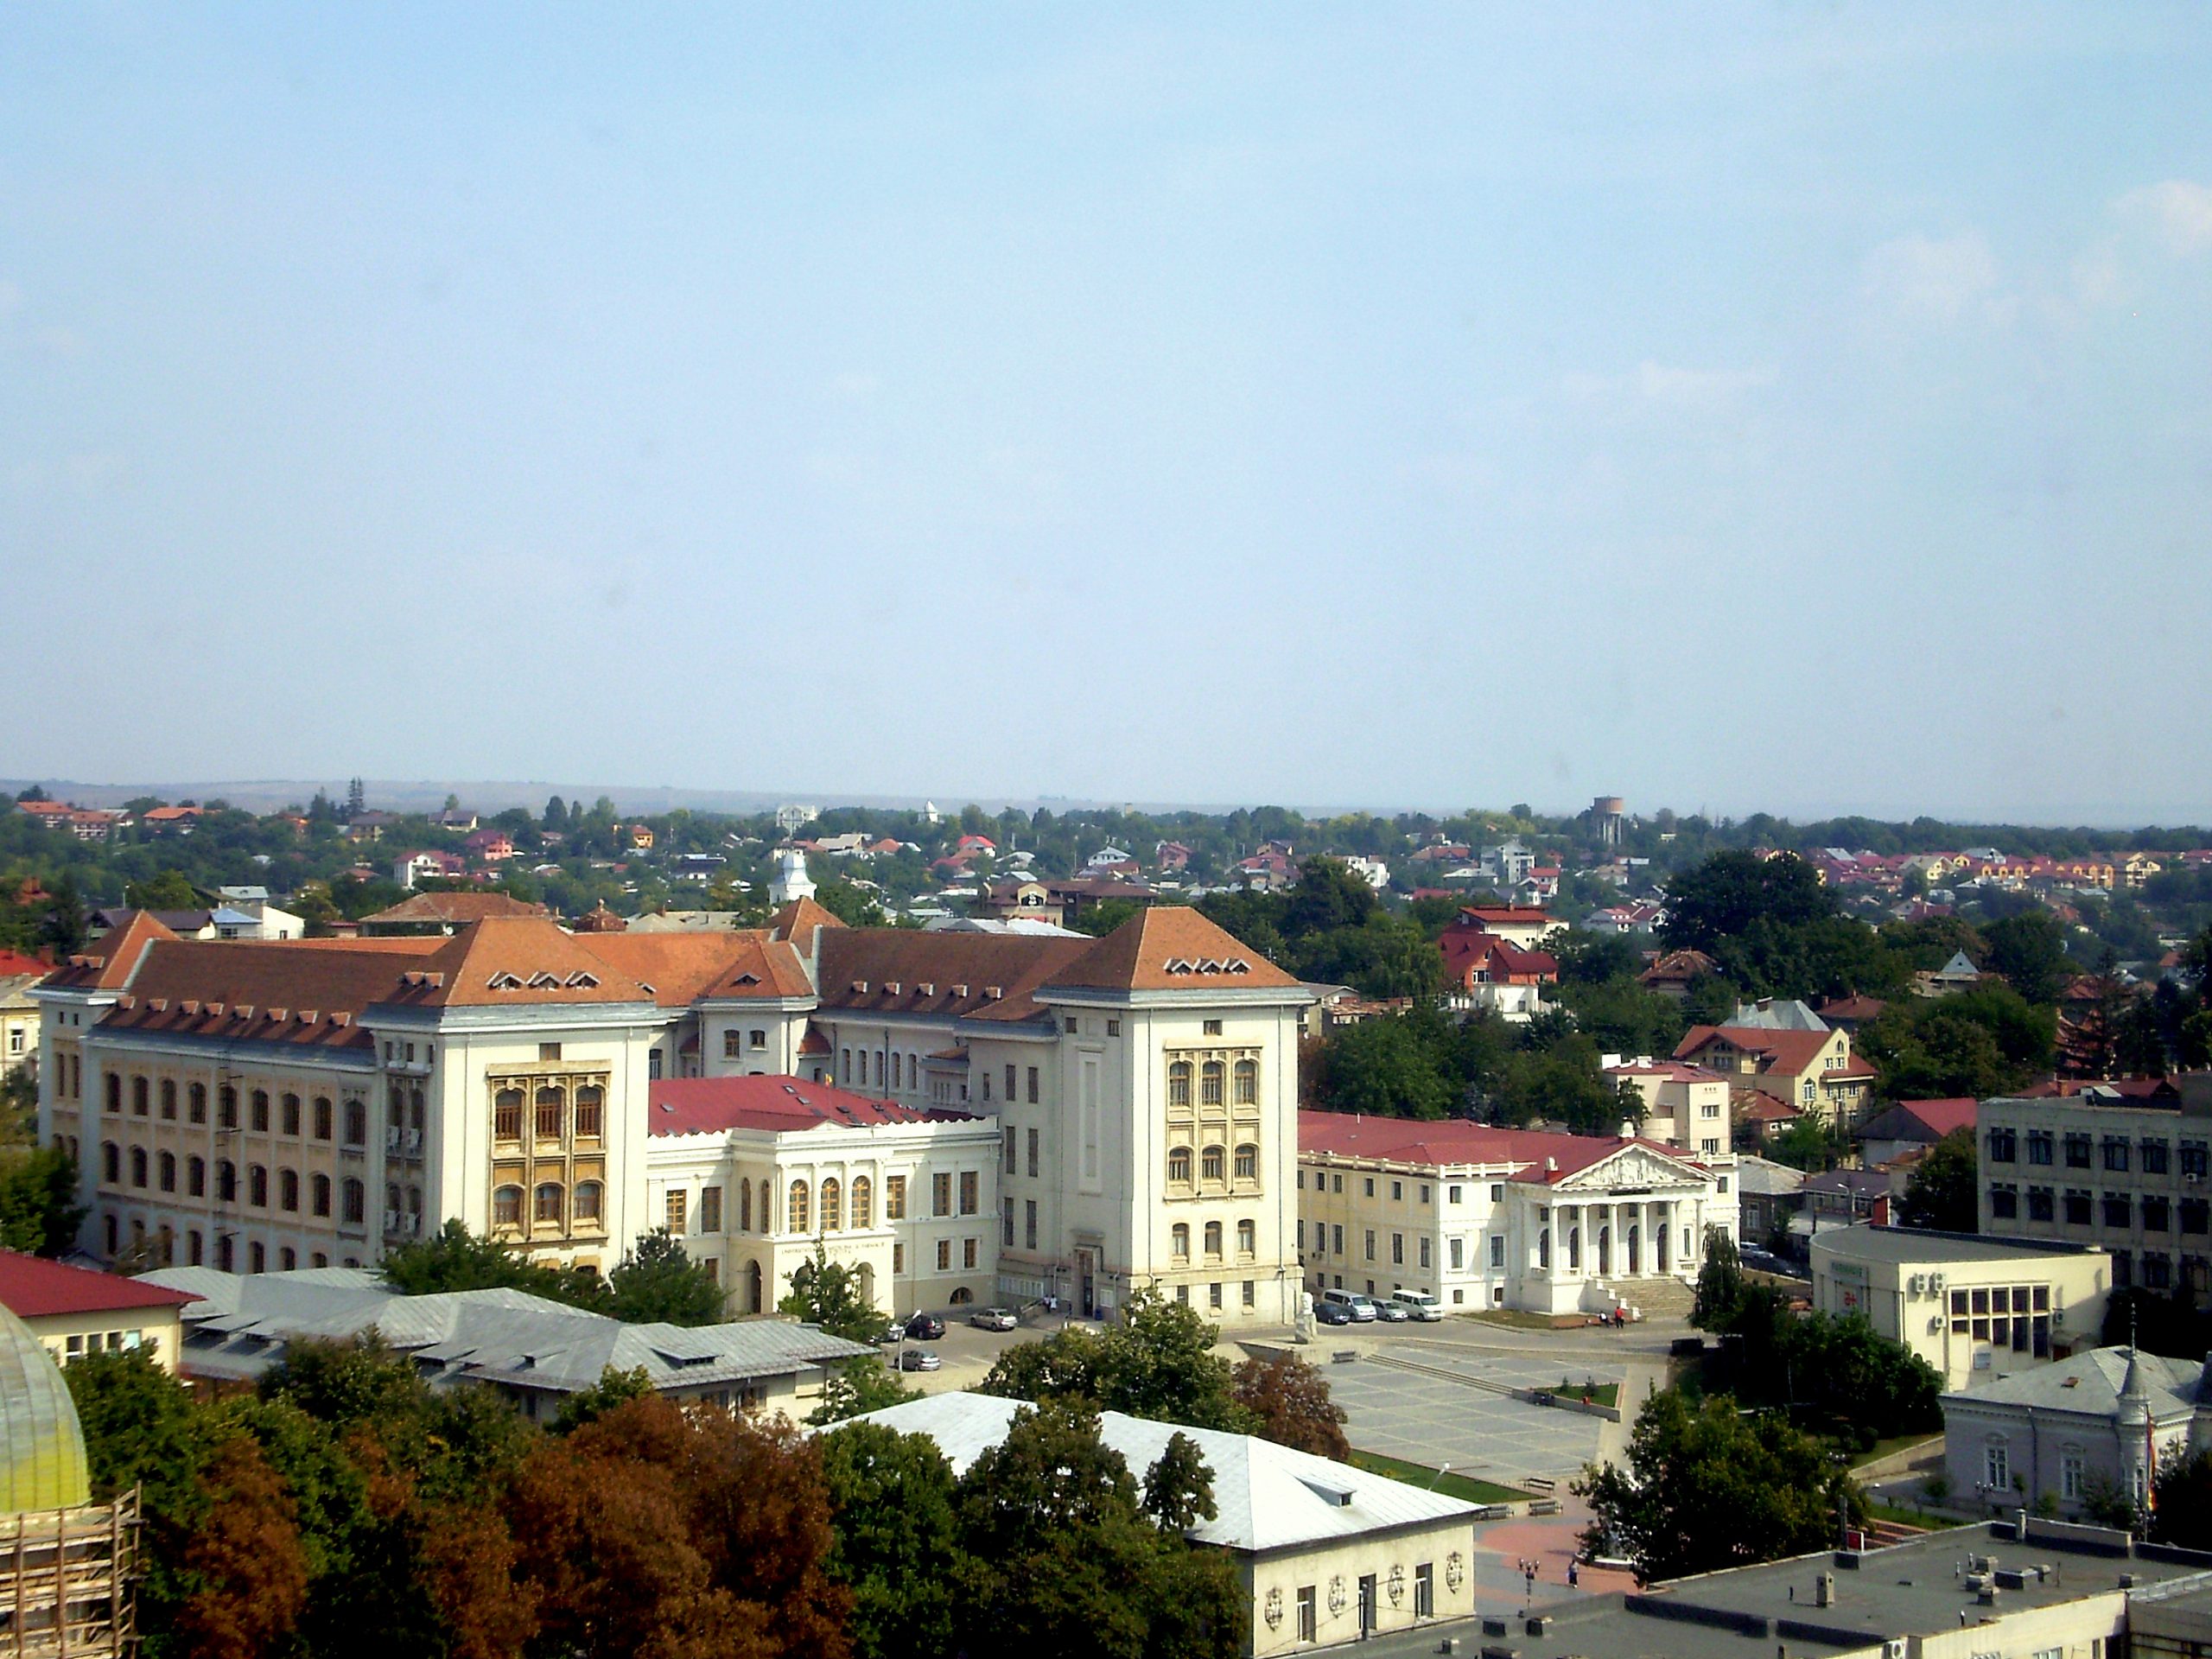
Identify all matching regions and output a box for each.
[770,847,816,906]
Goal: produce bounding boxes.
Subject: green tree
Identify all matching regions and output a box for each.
[551,1365,655,1433]
[1980,911,2071,1004]
[979,1289,1257,1435]
[2151,1449,2212,1549]
[1662,852,1836,953]
[808,1357,918,1427]
[820,1421,961,1659]
[1140,1431,1217,1531]
[1575,1390,1864,1582]
[605,1230,726,1325]
[779,1241,892,1343]
[1230,1352,1350,1459]
[124,868,200,911]
[1310,1016,1456,1119]
[0,1146,85,1254]
[1897,1128,1978,1232]
[1691,1225,1745,1330]
[1280,857,1380,941]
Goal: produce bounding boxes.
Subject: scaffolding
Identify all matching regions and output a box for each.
[0,1490,137,1656]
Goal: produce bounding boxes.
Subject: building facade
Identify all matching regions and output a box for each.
[1295,1112,1735,1316]
[34,904,1310,1330]
[1977,1080,2212,1301]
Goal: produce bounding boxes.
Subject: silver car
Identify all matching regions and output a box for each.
[969,1306,1019,1332]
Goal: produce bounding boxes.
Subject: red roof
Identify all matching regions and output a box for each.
[647,1076,961,1136]
[0,1251,195,1319]
[1296,1111,1702,1182]
[1897,1097,1979,1136]
[0,949,50,979]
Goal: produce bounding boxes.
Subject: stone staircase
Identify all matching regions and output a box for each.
[1601,1276,1697,1319]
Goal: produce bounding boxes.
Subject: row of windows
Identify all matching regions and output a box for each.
[493,1181,603,1228]
[1302,1220,1440,1270]
[101,1144,373,1224]
[1169,1218,1258,1262]
[1300,1169,1503,1205]
[492,1085,605,1143]
[1988,1127,2209,1176]
[1989,1185,2212,1231]
[721,1028,771,1058]
[100,1214,358,1274]
[1173,1280,1257,1313]
[1004,1127,1042,1179]
[105,1075,371,1142]
[1166,1144,1261,1186]
[842,1047,968,1096]
[1166,1058,1260,1111]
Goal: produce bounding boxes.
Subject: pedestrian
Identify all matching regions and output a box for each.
[1567,1559,1580,1588]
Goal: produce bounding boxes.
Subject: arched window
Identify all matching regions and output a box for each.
[851,1176,873,1230]
[1167,1061,1192,1109]
[280,1247,296,1272]
[493,1090,522,1142]
[789,1180,810,1235]
[535,1086,563,1141]
[158,1151,176,1192]
[188,1156,206,1198]
[1203,1221,1223,1259]
[249,1165,268,1207]
[188,1230,203,1266]
[312,1173,330,1217]
[342,1178,365,1224]
[740,1181,753,1232]
[407,1185,422,1217]
[386,1183,401,1217]
[1172,1223,1190,1259]
[493,1185,523,1226]
[1201,1146,1225,1183]
[101,1142,119,1184]
[281,1094,301,1136]
[105,1073,120,1114]
[219,1085,238,1128]
[574,1085,604,1141]
[533,1183,563,1225]
[188,1082,207,1124]
[249,1242,265,1274]
[410,1090,425,1132]
[280,1169,299,1212]
[160,1079,177,1119]
[574,1182,601,1224]
[821,1178,842,1232]
[1234,1143,1259,1182]
[216,1235,234,1272]
[313,1096,334,1140]
[216,1160,237,1203]
[1167,1147,1193,1185]
[251,1090,270,1131]
[1234,1058,1258,1106]
[130,1147,148,1188]
[131,1076,149,1116]
[343,1098,365,1145]
[1201,1061,1225,1109]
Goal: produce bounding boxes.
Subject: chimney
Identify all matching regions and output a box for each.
[1815,1572,1836,1608]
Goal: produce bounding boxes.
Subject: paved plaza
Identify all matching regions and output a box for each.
[1321,1347,1618,1484]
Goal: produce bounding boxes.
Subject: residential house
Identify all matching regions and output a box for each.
[0,1249,195,1374]
[1635,947,1715,997]
[464,830,517,862]
[1814,992,1886,1039]
[1438,931,1556,1023]
[14,800,125,842]
[1154,842,1192,873]
[1914,950,1986,997]
[0,950,45,1080]
[1437,905,1556,952]
[1731,1154,1805,1249]
[1858,1096,1978,1167]
[139,805,206,836]
[393,849,467,889]
[1602,1058,1731,1156]
[1942,1344,2196,1521]
[1673,1000,1875,1130]
[1796,1167,1891,1243]
[359,892,551,937]
[1585,902,1664,937]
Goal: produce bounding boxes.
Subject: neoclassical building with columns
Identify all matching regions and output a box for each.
[1295,1111,1735,1316]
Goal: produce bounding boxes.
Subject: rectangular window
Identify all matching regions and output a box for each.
[2104,1193,2133,1228]
[1208,1281,1223,1310]
[1363,1230,1376,1262]
[539,1042,562,1063]
[1391,1180,1402,1201]
[2064,1134,2092,1168]
[2145,1140,2171,1174]
[700,1186,721,1232]
[2028,1130,2053,1166]
[2063,1189,2092,1224]
[1332,1224,1344,1255]
[885,1176,907,1219]
[1003,1199,1015,1248]
[1414,1562,1434,1618]
[2145,1196,2172,1231]
[1204,1019,1222,1036]
[1006,1064,1017,1099]
[1296,1588,1317,1643]
[1027,1066,1039,1104]
[666,1190,688,1234]
[1027,1128,1039,1178]
[1489,1235,1503,1269]
[1988,1128,2017,1162]
[932,1173,951,1217]
[2183,1198,2209,1234]
[1990,1185,2019,1219]
[1391,1233,1403,1265]
[893,1243,905,1274]
[1237,1219,1255,1256]
[2104,1138,2132,1173]
[724,1030,741,1058]
[1448,1185,1462,1204]
[1243,1280,1255,1307]
[1420,1236,1432,1269]
[1025,1200,1037,1250]
[959,1171,978,1215]
[2027,1186,2055,1222]
[937,1239,950,1271]
[1005,1128,1017,1175]
[963,1237,977,1270]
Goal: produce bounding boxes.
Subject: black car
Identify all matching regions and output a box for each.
[904,1313,946,1340]
[1314,1300,1355,1325]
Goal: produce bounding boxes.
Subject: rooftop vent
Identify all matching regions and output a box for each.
[918,982,934,996]
[116,994,135,1010]
[268,1007,289,1022]
[181,1000,200,1015]
[852,981,868,995]
[566,971,598,988]
[985,986,1003,999]
[147,998,167,1013]
[234,1004,255,1020]
[952,984,969,998]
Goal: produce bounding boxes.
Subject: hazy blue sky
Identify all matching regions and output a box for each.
[5,5,2209,823]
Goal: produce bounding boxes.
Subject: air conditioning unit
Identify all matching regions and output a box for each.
[405,1129,423,1157]
[1929,1316,1943,1335]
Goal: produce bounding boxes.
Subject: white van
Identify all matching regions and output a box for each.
[1321,1288,1379,1322]
[1389,1290,1445,1322]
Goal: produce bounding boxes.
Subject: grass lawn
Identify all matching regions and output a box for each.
[1464,1308,1574,1332]
[1350,1451,1533,1506]
[1544,1380,1619,1409]
[1853,1433,1942,1470]
[1863,1497,1944,1529]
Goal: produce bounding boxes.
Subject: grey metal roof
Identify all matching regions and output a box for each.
[844,1390,1477,1554]
[137,1268,870,1395]
[1943,1344,2207,1415]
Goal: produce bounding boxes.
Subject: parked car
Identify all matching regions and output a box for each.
[869,1319,905,1346]
[1389,1290,1446,1322]
[904,1313,946,1340]
[898,1348,943,1372]
[969,1306,1019,1332]
[1313,1300,1355,1326]
[1320,1288,1378,1322]
[1374,1300,1412,1323]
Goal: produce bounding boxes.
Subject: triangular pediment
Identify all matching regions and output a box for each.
[1552,1144,1709,1192]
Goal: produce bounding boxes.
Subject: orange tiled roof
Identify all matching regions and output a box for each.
[1039,906,1303,995]
[360,892,550,925]
[39,911,179,992]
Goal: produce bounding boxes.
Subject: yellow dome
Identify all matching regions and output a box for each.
[0,1301,90,1511]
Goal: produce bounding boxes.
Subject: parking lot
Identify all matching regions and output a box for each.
[1320,1350,1615,1486]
